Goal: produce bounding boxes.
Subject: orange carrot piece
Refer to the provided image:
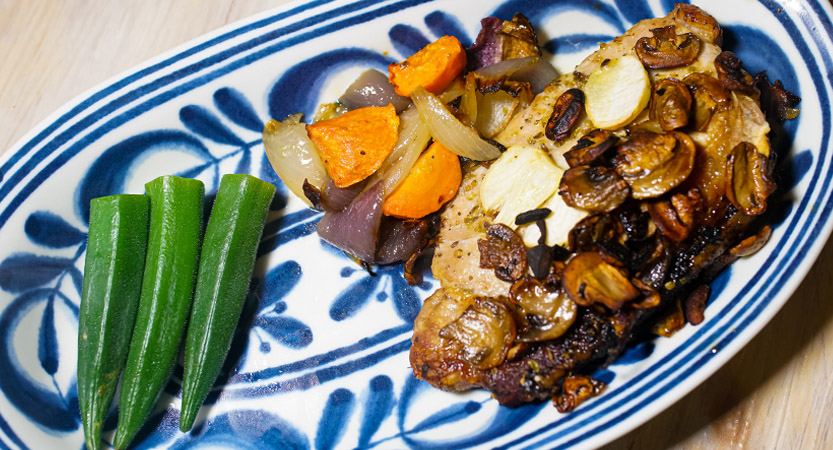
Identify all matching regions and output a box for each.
[388,35,467,97]
[306,104,400,188]
[382,141,462,219]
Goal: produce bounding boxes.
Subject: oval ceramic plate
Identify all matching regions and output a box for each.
[1,0,832,449]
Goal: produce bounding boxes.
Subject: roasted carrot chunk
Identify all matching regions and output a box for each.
[388,36,467,97]
[306,104,400,188]
[382,141,462,219]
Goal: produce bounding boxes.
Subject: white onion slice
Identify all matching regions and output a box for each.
[377,105,431,196]
[411,86,501,161]
[262,114,328,206]
[511,57,559,94]
[475,89,520,138]
[474,55,537,80]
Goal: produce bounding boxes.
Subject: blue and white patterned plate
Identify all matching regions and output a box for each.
[1,0,832,448]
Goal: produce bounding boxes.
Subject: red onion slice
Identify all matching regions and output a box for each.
[339,69,411,113]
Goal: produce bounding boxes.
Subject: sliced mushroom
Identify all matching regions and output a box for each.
[563,252,640,310]
[568,213,623,253]
[730,225,772,257]
[438,297,517,369]
[559,166,631,212]
[509,278,577,342]
[756,72,801,123]
[647,188,702,242]
[613,130,696,199]
[564,129,618,168]
[635,26,701,69]
[684,73,731,131]
[553,375,606,413]
[478,223,528,282]
[714,51,756,95]
[683,285,710,325]
[673,3,722,45]
[725,142,776,216]
[545,88,585,141]
[651,298,686,337]
[651,78,692,131]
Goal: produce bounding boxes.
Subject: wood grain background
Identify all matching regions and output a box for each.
[1,0,831,448]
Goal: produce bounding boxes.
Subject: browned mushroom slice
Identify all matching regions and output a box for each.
[757,73,801,123]
[730,225,772,257]
[438,297,517,370]
[651,78,692,131]
[647,188,702,242]
[613,130,696,199]
[553,375,606,413]
[684,72,731,131]
[559,166,630,212]
[564,129,618,168]
[651,298,686,337]
[673,3,722,45]
[714,51,756,95]
[545,88,585,142]
[634,26,701,69]
[562,252,640,310]
[567,213,623,253]
[478,223,528,282]
[725,142,776,216]
[509,278,577,342]
[683,285,710,325]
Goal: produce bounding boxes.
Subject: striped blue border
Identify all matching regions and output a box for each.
[0,0,831,449]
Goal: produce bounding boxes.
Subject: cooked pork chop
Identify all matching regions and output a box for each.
[411,4,787,407]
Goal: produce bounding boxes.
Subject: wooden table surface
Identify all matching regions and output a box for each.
[1,1,831,449]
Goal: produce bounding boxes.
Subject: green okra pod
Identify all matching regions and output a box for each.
[179,174,275,431]
[113,176,204,450]
[78,194,149,450]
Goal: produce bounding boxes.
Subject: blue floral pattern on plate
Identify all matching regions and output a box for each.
[0,0,831,448]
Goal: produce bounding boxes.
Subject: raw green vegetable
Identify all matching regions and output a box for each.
[113,176,204,450]
[179,174,275,431]
[78,194,149,450]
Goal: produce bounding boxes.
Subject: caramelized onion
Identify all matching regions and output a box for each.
[411,86,502,161]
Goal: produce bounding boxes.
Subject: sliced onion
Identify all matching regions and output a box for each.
[458,73,478,126]
[377,105,432,196]
[474,55,537,81]
[321,178,367,212]
[475,89,520,138]
[511,57,559,94]
[339,69,411,113]
[317,181,385,262]
[262,114,328,207]
[411,86,501,161]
